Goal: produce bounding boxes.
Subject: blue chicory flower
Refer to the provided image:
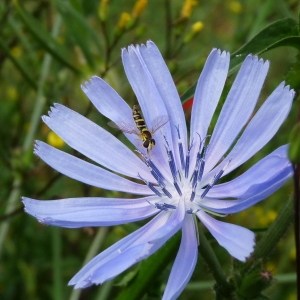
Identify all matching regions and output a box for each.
[23,41,294,299]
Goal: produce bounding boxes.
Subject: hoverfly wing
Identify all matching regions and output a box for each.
[150,115,170,134]
[107,120,140,135]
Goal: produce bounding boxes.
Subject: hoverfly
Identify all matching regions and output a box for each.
[108,105,169,151]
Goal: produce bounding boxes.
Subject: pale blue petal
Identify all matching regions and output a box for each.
[162,215,198,300]
[224,83,294,174]
[202,83,294,183]
[149,199,185,244]
[202,145,292,198]
[197,210,255,261]
[34,141,153,193]
[81,77,140,149]
[91,206,184,286]
[122,45,173,177]
[190,49,229,144]
[90,244,145,284]
[81,76,132,123]
[70,212,171,288]
[22,196,159,228]
[200,164,291,214]
[189,49,230,177]
[42,103,151,179]
[138,41,188,162]
[205,55,269,172]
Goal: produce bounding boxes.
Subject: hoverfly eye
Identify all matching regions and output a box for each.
[143,140,149,148]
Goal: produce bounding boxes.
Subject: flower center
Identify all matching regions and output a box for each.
[137,130,232,215]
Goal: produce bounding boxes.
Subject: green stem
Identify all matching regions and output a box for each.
[69,227,109,300]
[23,15,62,152]
[95,279,115,300]
[0,14,62,258]
[293,164,300,300]
[243,195,294,273]
[0,174,22,255]
[198,227,234,299]
[52,227,63,300]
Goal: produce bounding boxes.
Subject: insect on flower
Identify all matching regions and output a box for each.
[108,104,169,151]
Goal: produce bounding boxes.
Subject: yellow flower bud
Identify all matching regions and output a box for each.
[98,0,109,21]
[192,21,204,33]
[228,0,242,14]
[47,131,65,148]
[290,247,296,260]
[11,46,22,58]
[266,210,277,223]
[118,12,132,29]
[184,21,204,43]
[181,0,198,19]
[6,86,18,99]
[132,0,148,18]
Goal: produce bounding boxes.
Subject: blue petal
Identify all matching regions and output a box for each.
[200,168,291,214]
[89,244,145,284]
[69,212,171,288]
[203,83,294,183]
[122,45,173,177]
[138,41,188,162]
[189,49,229,172]
[197,210,255,261]
[205,55,269,172]
[22,196,159,228]
[202,145,292,199]
[42,103,151,179]
[81,76,141,149]
[163,215,198,300]
[224,83,294,174]
[89,200,184,285]
[81,76,132,123]
[199,146,292,214]
[148,199,185,244]
[34,141,154,192]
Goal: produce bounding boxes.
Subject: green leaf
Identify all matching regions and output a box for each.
[288,123,300,164]
[180,18,300,103]
[115,232,181,300]
[230,18,300,71]
[55,1,103,69]
[0,36,37,89]
[14,2,80,73]
[285,53,300,91]
[180,84,196,105]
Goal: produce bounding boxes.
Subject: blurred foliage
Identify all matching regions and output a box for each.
[0,0,300,299]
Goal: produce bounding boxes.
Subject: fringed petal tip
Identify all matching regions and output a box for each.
[197,210,256,262]
[42,103,63,120]
[146,40,154,46]
[33,141,39,154]
[244,54,270,67]
[81,76,101,93]
[239,233,255,262]
[41,103,59,121]
[22,197,42,222]
[34,139,41,148]
[237,229,256,262]
[122,40,156,54]
[286,84,296,98]
[210,48,230,58]
[276,81,295,97]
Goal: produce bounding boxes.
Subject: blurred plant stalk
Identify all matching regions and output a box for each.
[0,14,63,257]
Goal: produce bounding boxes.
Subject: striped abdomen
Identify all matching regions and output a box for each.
[133,105,149,135]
